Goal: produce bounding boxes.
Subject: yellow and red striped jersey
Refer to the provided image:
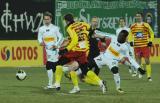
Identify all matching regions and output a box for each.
[128,22,154,47]
[66,21,90,52]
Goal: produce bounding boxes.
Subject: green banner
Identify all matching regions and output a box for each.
[55,0,157,36]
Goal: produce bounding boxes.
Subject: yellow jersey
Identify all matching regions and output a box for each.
[128,22,154,47]
[66,21,90,52]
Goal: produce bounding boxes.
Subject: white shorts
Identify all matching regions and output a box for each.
[94,52,140,71]
[94,52,119,70]
[46,49,59,62]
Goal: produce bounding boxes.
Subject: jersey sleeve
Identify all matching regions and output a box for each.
[38,27,43,44]
[127,26,133,42]
[66,27,78,51]
[55,27,64,47]
[145,23,154,42]
[94,30,115,38]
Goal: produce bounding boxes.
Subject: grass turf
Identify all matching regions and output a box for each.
[0,64,160,103]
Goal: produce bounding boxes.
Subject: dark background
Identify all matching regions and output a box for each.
[0,0,55,40]
[158,0,160,37]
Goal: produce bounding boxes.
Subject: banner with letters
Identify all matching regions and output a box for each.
[0,40,44,67]
[150,38,160,63]
[0,0,54,40]
[55,0,157,37]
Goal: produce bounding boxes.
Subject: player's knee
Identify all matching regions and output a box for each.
[46,61,57,72]
[145,58,150,65]
[79,63,89,76]
[46,61,51,70]
[111,66,119,74]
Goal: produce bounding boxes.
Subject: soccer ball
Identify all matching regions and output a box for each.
[16,69,27,81]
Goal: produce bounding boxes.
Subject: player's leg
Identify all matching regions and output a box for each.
[84,54,107,93]
[54,57,70,90]
[110,66,124,93]
[63,61,80,93]
[88,55,100,75]
[44,49,58,89]
[134,48,144,78]
[106,57,124,93]
[143,47,152,81]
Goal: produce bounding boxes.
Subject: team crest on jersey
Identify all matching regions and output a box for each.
[136,32,143,38]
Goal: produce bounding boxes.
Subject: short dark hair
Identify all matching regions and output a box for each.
[43,11,53,19]
[64,13,74,23]
[136,12,143,17]
[120,30,129,37]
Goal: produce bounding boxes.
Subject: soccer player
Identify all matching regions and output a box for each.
[54,14,106,94]
[94,30,146,93]
[38,11,63,89]
[116,18,137,76]
[88,16,101,75]
[128,12,154,81]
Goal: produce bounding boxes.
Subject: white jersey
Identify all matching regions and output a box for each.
[38,24,63,49]
[116,26,134,57]
[94,30,139,69]
[38,24,63,62]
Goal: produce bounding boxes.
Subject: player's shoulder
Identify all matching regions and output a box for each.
[130,23,137,28]
[39,25,45,30]
[143,22,150,27]
[50,24,59,30]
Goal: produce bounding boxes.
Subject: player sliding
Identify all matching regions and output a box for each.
[54,14,106,94]
[94,30,146,93]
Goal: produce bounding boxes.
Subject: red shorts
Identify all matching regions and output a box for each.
[134,47,150,58]
[61,51,88,64]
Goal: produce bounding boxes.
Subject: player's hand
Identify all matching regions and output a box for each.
[120,57,129,64]
[147,42,152,47]
[130,42,134,47]
[59,48,68,55]
[40,42,45,46]
[51,45,58,50]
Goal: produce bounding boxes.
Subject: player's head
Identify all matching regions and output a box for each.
[91,16,99,29]
[119,18,125,27]
[117,30,129,43]
[43,11,52,26]
[146,14,152,25]
[64,13,75,26]
[135,12,143,23]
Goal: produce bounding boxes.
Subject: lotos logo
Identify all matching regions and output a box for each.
[1,46,10,61]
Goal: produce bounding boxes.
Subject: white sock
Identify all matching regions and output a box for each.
[113,73,120,89]
[47,69,53,86]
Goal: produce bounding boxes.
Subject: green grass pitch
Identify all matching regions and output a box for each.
[0,64,160,103]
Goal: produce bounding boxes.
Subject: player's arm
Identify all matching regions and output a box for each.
[144,23,154,46]
[82,22,90,31]
[60,37,70,48]
[127,27,134,46]
[38,28,45,46]
[66,27,78,51]
[94,30,115,38]
[147,24,154,42]
[55,27,64,48]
